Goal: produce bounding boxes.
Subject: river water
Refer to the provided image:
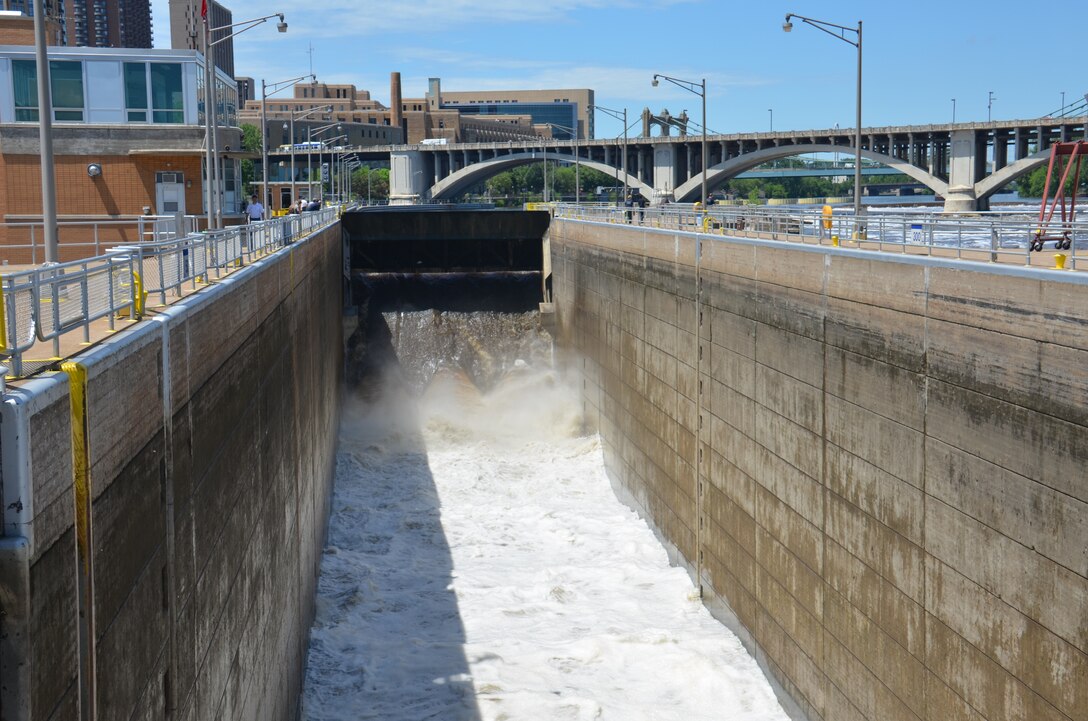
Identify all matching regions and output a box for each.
[300,310,789,721]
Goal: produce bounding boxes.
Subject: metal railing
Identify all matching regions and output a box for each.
[552,203,1087,269]
[0,207,340,378]
[0,215,203,265]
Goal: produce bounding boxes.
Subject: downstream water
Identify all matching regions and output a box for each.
[301,310,789,721]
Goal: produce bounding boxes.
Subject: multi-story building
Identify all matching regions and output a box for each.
[436,80,594,139]
[168,0,233,78]
[236,75,254,103]
[0,25,241,260]
[239,75,552,147]
[2,0,152,48]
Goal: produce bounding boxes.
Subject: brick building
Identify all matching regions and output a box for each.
[0,32,239,262]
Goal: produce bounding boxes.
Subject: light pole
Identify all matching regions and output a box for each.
[203,12,287,229]
[542,122,580,202]
[783,13,862,224]
[260,74,314,218]
[31,0,57,262]
[303,114,336,201]
[310,129,344,200]
[988,91,995,122]
[769,108,773,132]
[1060,91,1065,112]
[283,105,330,208]
[652,74,706,208]
[952,98,956,124]
[590,104,629,204]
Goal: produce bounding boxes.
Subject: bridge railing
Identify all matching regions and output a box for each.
[551,203,1086,270]
[0,206,341,378]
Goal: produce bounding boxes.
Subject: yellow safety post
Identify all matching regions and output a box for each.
[62,360,97,719]
[1054,253,1068,270]
[0,276,7,353]
[832,236,840,247]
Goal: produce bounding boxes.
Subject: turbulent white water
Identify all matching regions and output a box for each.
[301,364,790,721]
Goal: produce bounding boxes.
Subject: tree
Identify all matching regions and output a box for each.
[240,124,261,195]
[351,167,389,202]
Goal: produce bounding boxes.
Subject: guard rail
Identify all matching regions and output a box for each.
[0,207,339,378]
[551,203,1086,269]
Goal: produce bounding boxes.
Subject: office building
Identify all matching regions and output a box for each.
[169,0,233,77]
[2,0,152,48]
[436,81,594,139]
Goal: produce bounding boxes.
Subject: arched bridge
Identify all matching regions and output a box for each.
[369,117,1086,211]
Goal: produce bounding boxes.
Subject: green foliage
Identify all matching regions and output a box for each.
[1016,161,1088,199]
[240,124,262,152]
[351,167,390,201]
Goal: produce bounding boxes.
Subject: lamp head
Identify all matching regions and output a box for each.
[282,121,288,130]
[277,14,287,32]
[782,14,793,32]
[651,77,659,87]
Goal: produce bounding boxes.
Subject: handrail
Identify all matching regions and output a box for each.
[551,203,1085,269]
[0,206,340,378]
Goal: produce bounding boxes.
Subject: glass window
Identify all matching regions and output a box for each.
[50,61,84,121]
[12,60,85,121]
[124,62,147,121]
[150,63,183,124]
[13,59,37,121]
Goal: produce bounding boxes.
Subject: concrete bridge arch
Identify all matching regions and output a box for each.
[428,151,652,201]
[974,147,1050,203]
[671,144,950,203]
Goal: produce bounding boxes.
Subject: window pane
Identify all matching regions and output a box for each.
[124,62,147,110]
[49,61,83,110]
[55,110,83,121]
[153,110,183,124]
[128,111,147,121]
[150,63,183,113]
[13,60,36,112]
[16,108,39,122]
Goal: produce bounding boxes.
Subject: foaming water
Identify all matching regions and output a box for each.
[302,312,789,721]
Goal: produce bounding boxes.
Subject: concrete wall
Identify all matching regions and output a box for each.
[0,222,342,721]
[550,218,1088,721]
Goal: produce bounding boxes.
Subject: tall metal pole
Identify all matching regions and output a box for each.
[202,26,214,229]
[261,80,269,218]
[951,98,956,124]
[769,108,773,132]
[854,22,862,225]
[307,126,313,201]
[701,78,708,208]
[205,18,222,228]
[623,108,629,205]
[289,115,296,207]
[542,141,547,202]
[32,0,57,262]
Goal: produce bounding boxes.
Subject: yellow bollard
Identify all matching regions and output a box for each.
[831,236,839,247]
[1054,253,1068,270]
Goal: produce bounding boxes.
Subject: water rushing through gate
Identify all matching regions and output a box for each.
[301,309,789,721]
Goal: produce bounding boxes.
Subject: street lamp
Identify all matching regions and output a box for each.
[952,98,956,124]
[783,12,862,226]
[283,105,331,209]
[203,11,287,228]
[31,0,57,262]
[769,108,773,132]
[652,74,707,208]
[260,74,315,218]
[310,127,344,200]
[1060,91,1065,112]
[590,104,629,205]
[988,91,995,122]
[542,122,580,202]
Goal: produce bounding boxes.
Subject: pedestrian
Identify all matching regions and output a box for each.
[246,194,264,222]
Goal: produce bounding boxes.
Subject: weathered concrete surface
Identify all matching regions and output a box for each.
[0,223,342,721]
[551,218,1088,721]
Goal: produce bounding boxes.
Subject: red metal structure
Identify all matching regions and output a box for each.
[1031,141,1087,251]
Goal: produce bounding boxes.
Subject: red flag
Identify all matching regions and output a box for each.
[201,0,207,19]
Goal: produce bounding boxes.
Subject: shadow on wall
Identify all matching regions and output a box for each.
[301,318,483,721]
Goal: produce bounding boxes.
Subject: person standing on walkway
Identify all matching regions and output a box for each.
[247,194,264,222]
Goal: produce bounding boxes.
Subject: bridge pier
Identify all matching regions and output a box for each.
[944,129,981,212]
[389,150,428,205]
[652,145,676,204]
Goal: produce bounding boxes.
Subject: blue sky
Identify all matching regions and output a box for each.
[150,0,1085,139]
